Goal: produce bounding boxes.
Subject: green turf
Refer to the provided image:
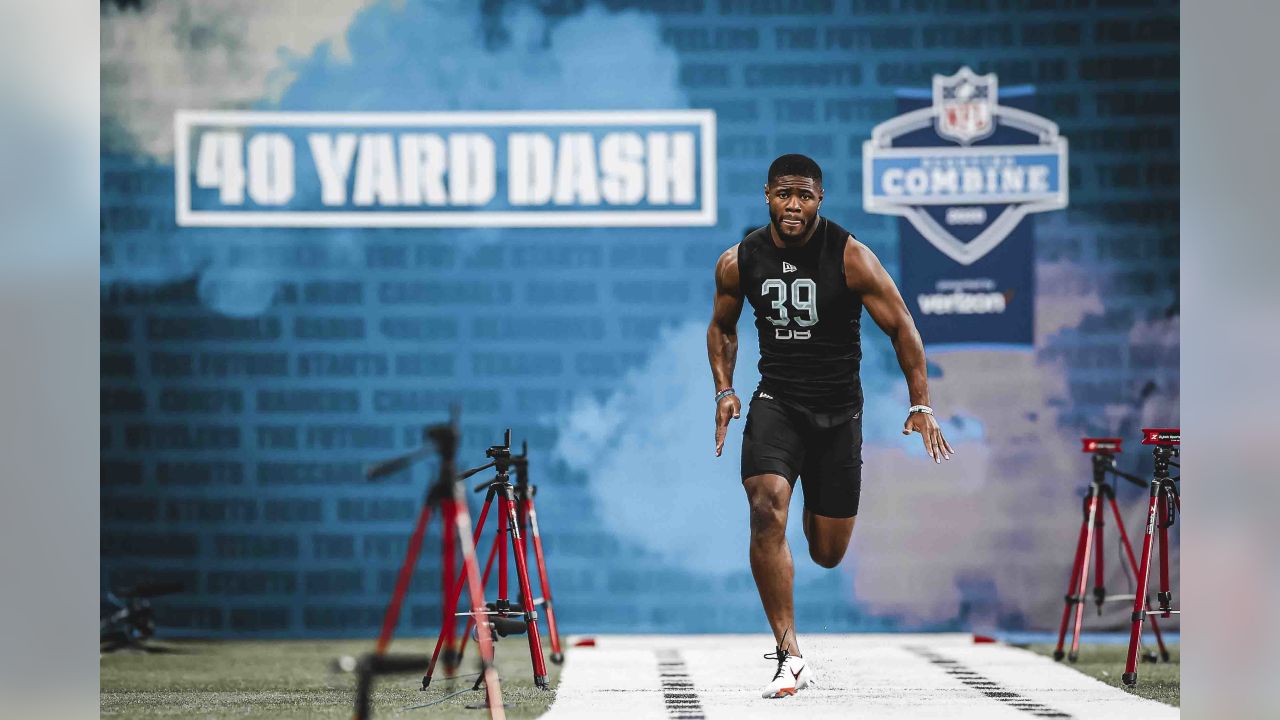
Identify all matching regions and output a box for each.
[1022,642,1179,707]
[100,638,561,719]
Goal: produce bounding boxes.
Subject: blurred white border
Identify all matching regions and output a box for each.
[1183,2,1280,717]
[0,1,99,719]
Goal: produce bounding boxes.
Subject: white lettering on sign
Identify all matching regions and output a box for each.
[197,132,294,206]
[399,134,449,206]
[308,133,358,206]
[881,163,1052,198]
[599,132,646,204]
[448,133,496,206]
[646,132,695,204]
[508,133,554,206]
[917,291,1009,315]
[353,133,400,206]
[553,132,601,206]
[175,110,716,227]
[195,131,245,205]
[945,207,987,225]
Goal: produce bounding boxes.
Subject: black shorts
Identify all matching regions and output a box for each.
[740,390,863,518]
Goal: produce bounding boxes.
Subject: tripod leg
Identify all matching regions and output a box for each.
[497,495,510,608]
[527,495,563,664]
[504,488,548,688]
[1093,501,1106,615]
[1123,483,1160,686]
[456,501,505,669]
[1158,490,1173,618]
[425,490,496,688]
[1054,512,1091,661]
[376,500,433,654]
[452,491,505,719]
[1069,490,1099,662]
[517,497,532,612]
[1146,604,1169,662]
[352,666,373,720]
[1109,495,1168,661]
[441,499,459,674]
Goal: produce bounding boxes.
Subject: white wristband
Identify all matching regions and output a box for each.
[908,405,933,416]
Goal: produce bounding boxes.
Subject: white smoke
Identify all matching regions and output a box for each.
[1128,310,1180,428]
[101,0,374,159]
[100,0,687,316]
[847,257,1126,629]
[1037,259,1106,338]
[552,317,983,585]
[553,320,769,578]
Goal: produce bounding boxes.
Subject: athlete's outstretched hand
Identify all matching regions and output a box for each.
[714,394,742,457]
[903,412,954,464]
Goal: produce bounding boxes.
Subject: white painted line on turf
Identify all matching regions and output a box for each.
[543,645,668,719]
[541,635,1178,720]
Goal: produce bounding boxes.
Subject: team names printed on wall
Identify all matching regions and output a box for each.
[174,110,716,227]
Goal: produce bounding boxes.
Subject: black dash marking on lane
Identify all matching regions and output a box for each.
[656,649,706,720]
[906,646,1073,719]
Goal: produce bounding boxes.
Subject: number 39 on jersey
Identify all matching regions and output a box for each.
[761,277,819,340]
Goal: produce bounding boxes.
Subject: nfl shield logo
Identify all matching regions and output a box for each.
[933,67,997,145]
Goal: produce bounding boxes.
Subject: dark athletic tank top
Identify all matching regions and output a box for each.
[738,217,863,412]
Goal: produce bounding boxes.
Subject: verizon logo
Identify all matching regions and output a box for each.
[917,290,1009,315]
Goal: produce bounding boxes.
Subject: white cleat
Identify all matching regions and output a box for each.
[761,648,814,699]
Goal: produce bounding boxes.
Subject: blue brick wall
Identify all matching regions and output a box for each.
[101,0,1177,636]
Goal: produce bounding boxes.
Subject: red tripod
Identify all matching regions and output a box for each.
[423,434,551,691]
[1054,438,1169,664]
[367,416,505,720]
[512,442,564,664]
[1123,429,1180,686]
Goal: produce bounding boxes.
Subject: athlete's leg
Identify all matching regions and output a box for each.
[799,415,862,568]
[802,510,856,568]
[744,473,801,656]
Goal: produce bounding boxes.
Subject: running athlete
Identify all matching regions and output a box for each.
[707,154,954,699]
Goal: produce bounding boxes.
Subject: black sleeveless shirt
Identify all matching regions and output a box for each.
[738,217,863,412]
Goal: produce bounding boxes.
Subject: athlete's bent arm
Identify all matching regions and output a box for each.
[843,236,954,463]
[708,244,745,457]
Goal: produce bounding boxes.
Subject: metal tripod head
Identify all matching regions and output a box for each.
[1140,428,1181,533]
[1150,445,1177,480]
[1141,428,1180,480]
[425,406,464,505]
[1082,438,1147,491]
[1094,453,1149,490]
[485,429,513,471]
[511,440,535,496]
[366,404,464,507]
[471,429,515,493]
[427,410,461,462]
[100,581,184,652]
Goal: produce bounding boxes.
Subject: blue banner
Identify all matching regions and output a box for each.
[863,68,1069,347]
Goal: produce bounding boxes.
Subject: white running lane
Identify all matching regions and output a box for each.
[541,634,1178,720]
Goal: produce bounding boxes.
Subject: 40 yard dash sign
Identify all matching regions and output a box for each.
[174,109,716,228]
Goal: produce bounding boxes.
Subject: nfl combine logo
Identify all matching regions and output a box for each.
[862,66,1068,267]
[861,67,1070,347]
[935,67,996,145]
